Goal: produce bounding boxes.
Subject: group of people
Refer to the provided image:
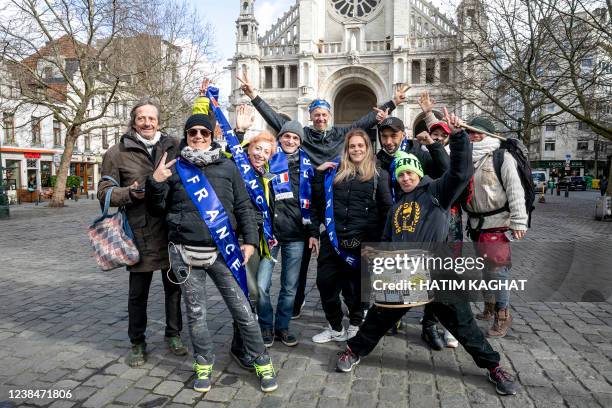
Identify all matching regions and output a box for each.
[98,70,528,396]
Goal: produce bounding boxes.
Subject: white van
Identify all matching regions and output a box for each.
[531,170,548,191]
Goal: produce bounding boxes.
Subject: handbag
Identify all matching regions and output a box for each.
[475,229,512,266]
[88,176,140,271]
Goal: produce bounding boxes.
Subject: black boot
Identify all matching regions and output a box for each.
[421,324,444,351]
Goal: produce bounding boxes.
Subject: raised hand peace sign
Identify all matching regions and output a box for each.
[152,152,177,183]
[373,107,390,123]
[236,67,257,99]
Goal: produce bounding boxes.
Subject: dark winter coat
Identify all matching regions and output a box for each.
[145,142,259,248]
[97,132,179,272]
[252,95,397,167]
[382,130,473,244]
[313,166,393,244]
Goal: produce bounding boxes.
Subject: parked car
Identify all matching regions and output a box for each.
[558,176,587,191]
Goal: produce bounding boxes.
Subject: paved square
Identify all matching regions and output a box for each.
[1,191,611,407]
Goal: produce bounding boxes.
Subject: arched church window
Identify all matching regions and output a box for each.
[331,0,381,18]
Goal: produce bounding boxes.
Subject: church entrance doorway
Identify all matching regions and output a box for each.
[333,83,378,144]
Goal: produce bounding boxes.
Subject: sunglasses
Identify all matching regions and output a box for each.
[187,128,211,137]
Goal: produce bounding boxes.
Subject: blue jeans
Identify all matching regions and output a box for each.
[482,264,511,310]
[256,241,304,332]
[169,247,266,363]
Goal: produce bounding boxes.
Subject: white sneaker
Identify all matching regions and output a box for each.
[312,325,347,343]
[347,325,360,340]
[444,329,458,348]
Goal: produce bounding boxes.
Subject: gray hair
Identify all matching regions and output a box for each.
[127,97,161,132]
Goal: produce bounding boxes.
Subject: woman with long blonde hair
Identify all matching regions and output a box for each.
[311,128,393,343]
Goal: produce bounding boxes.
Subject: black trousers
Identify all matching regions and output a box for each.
[422,303,438,327]
[316,235,363,331]
[293,239,312,315]
[348,302,500,370]
[128,270,183,344]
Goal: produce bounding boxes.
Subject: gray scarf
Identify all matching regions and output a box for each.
[181,146,221,167]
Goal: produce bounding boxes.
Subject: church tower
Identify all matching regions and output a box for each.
[231,0,261,110]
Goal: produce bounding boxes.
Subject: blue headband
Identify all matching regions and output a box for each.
[308,99,331,112]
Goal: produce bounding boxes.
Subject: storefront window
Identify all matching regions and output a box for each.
[4,160,20,190]
[41,161,52,187]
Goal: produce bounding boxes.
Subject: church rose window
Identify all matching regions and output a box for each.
[331,0,380,18]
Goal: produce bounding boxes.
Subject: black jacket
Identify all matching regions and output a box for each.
[272,150,319,243]
[313,167,393,243]
[382,130,473,244]
[377,139,450,199]
[145,142,259,248]
[252,95,397,167]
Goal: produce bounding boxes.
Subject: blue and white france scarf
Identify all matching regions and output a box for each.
[269,146,313,225]
[175,157,249,298]
[323,160,359,269]
[206,88,275,247]
[388,137,409,203]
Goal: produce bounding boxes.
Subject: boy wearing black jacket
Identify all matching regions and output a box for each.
[335,110,518,396]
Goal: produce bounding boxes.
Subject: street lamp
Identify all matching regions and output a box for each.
[0,134,10,218]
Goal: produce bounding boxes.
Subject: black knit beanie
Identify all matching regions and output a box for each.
[184,114,213,139]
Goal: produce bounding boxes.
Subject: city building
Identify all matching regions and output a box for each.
[227,0,486,138]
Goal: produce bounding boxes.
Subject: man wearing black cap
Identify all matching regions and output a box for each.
[377,116,450,199]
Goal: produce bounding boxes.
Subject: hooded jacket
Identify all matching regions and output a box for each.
[382,130,473,243]
[145,141,259,248]
[252,95,397,167]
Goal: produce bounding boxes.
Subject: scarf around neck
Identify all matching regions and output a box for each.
[181,146,221,167]
[136,131,161,150]
[472,137,501,163]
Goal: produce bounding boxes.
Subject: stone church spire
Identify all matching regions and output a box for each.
[236,0,259,55]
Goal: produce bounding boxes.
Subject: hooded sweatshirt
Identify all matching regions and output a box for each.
[382,130,472,244]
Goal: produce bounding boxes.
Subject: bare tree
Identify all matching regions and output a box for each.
[0,0,216,207]
[446,0,612,192]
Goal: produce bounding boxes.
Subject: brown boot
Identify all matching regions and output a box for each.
[476,302,495,321]
[488,308,513,337]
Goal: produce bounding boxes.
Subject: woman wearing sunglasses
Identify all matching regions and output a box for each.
[145,113,278,394]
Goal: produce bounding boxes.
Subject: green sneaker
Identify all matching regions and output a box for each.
[126,343,146,367]
[193,355,213,392]
[253,355,278,392]
[166,336,188,356]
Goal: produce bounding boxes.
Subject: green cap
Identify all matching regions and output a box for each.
[468,116,496,134]
[394,151,424,179]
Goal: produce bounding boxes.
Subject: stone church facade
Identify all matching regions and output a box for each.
[228,0,486,135]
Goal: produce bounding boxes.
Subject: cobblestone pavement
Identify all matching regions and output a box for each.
[0,191,611,408]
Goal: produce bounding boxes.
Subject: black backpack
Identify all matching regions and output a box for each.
[491,138,536,228]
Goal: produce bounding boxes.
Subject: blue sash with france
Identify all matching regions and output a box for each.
[206,88,276,247]
[323,160,360,269]
[175,157,250,298]
[268,146,313,225]
[388,137,409,203]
